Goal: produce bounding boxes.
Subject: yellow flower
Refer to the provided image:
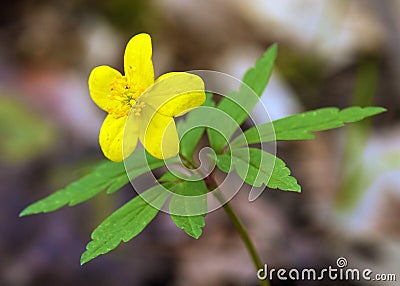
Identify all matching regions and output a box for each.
[88,33,205,162]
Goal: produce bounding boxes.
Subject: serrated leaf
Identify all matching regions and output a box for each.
[242,44,278,97]
[168,181,207,216]
[177,92,215,163]
[20,150,170,216]
[216,148,300,192]
[161,171,207,239]
[111,150,175,194]
[231,106,386,147]
[170,214,205,239]
[20,161,126,216]
[105,174,130,194]
[267,155,301,192]
[80,185,170,264]
[208,44,277,152]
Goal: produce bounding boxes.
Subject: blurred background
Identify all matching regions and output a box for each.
[1,0,399,285]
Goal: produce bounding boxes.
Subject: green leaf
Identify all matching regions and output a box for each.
[161,171,208,239]
[170,213,205,239]
[168,179,207,216]
[111,150,174,194]
[231,106,386,147]
[208,44,277,152]
[20,150,169,216]
[20,161,126,216]
[177,92,215,163]
[216,148,300,192]
[242,44,278,97]
[268,155,301,192]
[80,185,170,264]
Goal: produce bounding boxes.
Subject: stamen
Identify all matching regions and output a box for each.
[107,74,144,118]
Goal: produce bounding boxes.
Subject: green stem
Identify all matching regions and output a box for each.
[213,189,270,286]
[179,154,270,286]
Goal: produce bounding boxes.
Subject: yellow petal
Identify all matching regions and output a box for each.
[124,33,154,91]
[139,106,179,159]
[99,114,139,162]
[142,72,205,117]
[88,65,122,112]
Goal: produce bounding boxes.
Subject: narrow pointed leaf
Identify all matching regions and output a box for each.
[161,172,207,239]
[20,161,126,216]
[80,185,170,264]
[231,107,386,147]
[20,150,169,216]
[208,44,277,152]
[216,148,300,192]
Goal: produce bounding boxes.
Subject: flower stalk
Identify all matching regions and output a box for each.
[211,184,270,286]
[181,154,270,286]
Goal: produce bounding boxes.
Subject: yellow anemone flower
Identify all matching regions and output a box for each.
[88,33,205,162]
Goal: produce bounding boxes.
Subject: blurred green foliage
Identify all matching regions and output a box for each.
[0,96,56,164]
[83,0,157,33]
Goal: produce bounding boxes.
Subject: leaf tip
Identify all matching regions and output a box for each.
[265,43,278,59]
[19,210,28,217]
[270,43,278,51]
[19,206,37,217]
[185,228,203,239]
[191,233,202,239]
[80,252,92,265]
[366,106,387,115]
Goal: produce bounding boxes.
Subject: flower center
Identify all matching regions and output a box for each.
[107,74,145,118]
